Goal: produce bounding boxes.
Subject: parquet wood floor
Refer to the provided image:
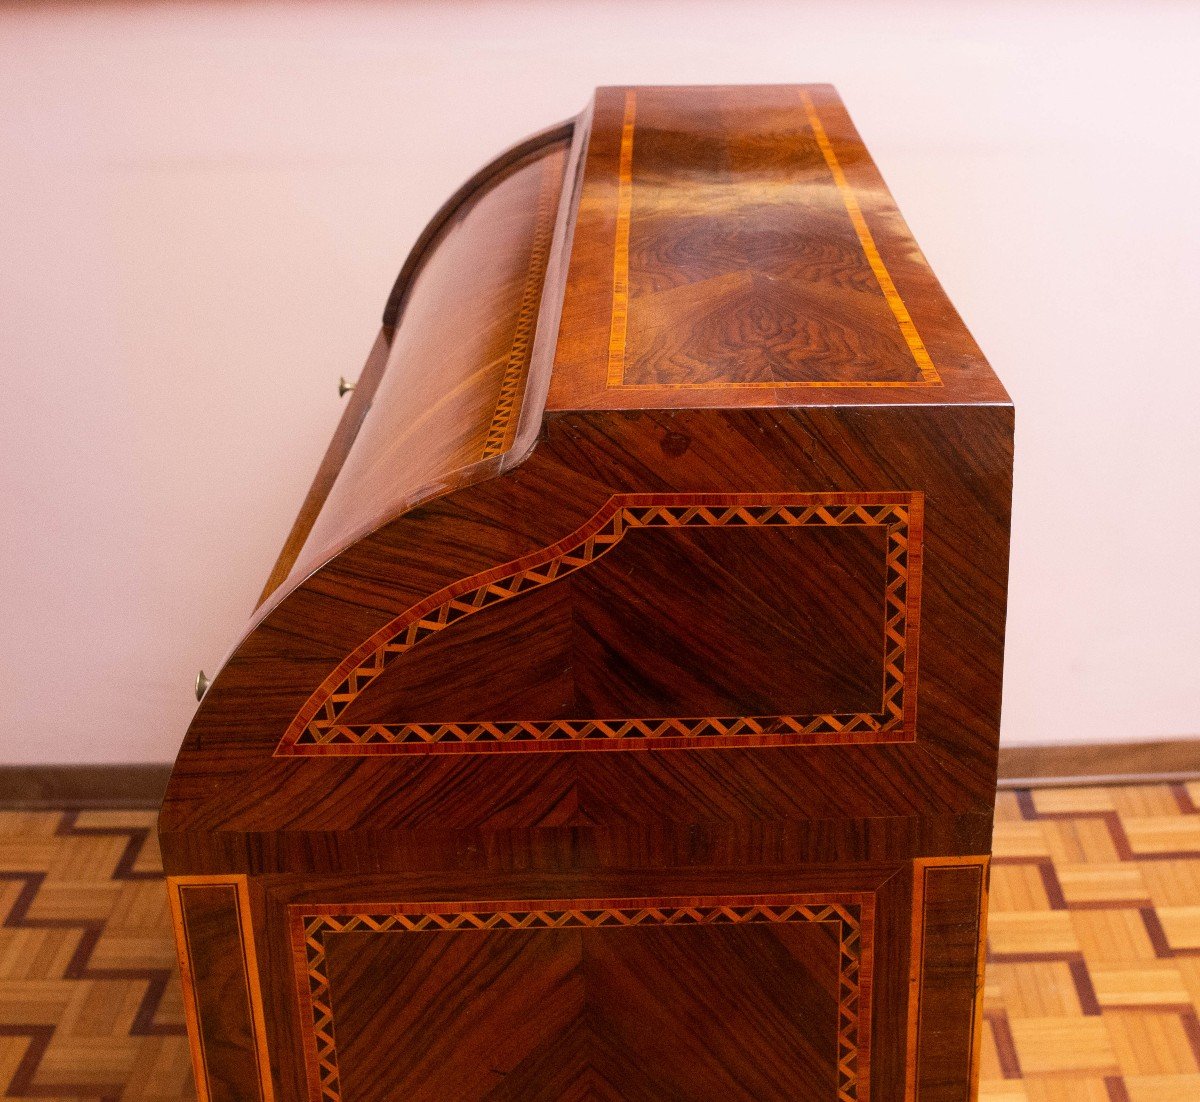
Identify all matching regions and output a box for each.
[0,810,189,1101]
[2,785,1200,1099]
[985,784,1200,1101]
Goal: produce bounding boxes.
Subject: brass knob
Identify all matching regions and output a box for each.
[338,376,356,397]
[195,670,211,701]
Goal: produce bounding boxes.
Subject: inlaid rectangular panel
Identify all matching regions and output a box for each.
[609,87,937,389]
[907,857,990,1101]
[168,875,274,1102]
[289,894,874,1102]
[550,84,977,409]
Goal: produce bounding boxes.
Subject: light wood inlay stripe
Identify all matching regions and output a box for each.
[168,874,275,1102]
[906,855,990,1100]
[481,155,562,460]
[606,89,637,389]
[799,89,941,386]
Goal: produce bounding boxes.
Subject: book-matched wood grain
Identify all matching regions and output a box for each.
[161,85,1013,1100]
[550,84,1007,410]
[162,401,1010,871]
[288,892,873,1102]
[275,492,922,756]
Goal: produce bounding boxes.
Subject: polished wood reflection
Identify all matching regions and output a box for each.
[162,85,1012,1101]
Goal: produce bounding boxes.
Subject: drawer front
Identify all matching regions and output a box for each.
[170,860,990,1102]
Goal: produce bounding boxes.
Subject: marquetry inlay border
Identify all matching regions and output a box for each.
[274,491,924,756]
[605,88,942,390]
[481,152,562,460]
[289,892,875,1102]
[167,875,275,1102]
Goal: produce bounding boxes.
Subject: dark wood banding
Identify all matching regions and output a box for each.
[381,121,575,329]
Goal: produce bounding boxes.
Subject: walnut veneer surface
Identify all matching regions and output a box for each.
[160,84,1014,1101]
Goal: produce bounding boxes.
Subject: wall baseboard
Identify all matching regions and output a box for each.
[997,738,1200,789]
[0,764,172,809]
[0,741,1196,808]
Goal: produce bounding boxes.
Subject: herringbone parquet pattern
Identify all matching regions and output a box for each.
[3,785,1200,1100]
[0,811,190,1100]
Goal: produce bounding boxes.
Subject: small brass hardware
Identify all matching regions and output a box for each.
[195,670,211,701]
[338,376,356,397]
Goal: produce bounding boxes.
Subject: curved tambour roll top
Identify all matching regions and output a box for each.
[165,85,1011,844]
[258,124,574,608]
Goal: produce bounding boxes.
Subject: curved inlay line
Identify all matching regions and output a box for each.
[275,491,923,756]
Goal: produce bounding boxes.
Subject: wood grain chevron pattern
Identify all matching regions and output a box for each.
[289,894,872,1102]
[276,491,922,756]
[0,809,190,1101]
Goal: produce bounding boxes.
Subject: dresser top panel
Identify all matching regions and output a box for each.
[547,84,1008,411]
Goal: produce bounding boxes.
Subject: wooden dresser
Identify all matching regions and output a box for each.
[160,84,1012,1102]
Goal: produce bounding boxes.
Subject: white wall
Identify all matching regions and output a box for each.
[1,0,1197,763]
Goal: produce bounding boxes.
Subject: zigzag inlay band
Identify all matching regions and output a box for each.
[288,893,874,1102]
[480,154,562,460]
[275,491,923,756]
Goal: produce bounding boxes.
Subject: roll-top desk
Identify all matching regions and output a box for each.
[160,84,1013,1102]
